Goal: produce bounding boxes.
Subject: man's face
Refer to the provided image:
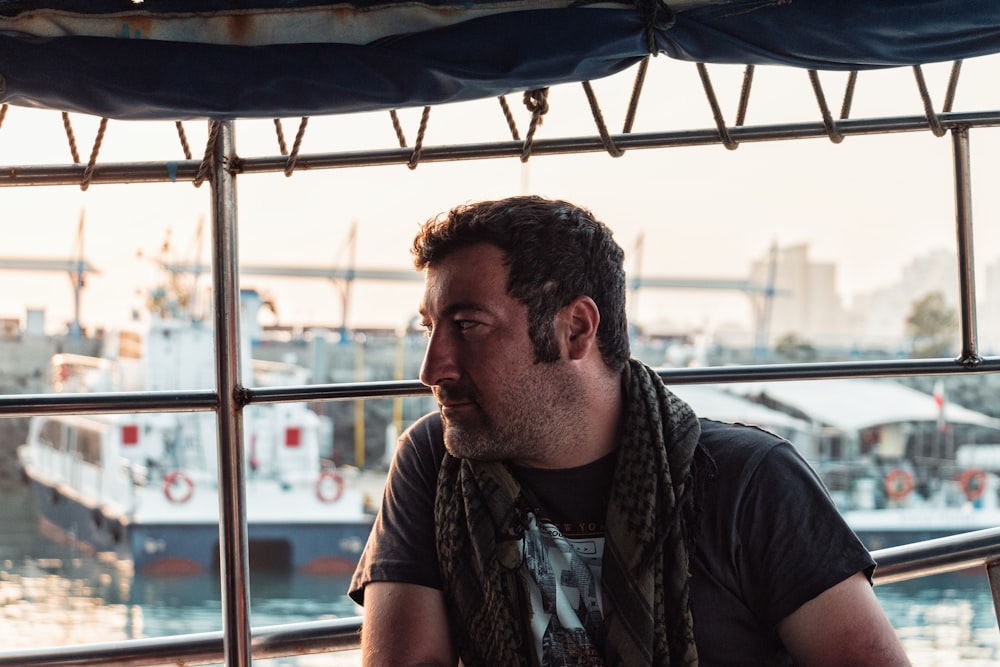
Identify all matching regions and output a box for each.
[418,243,574,464]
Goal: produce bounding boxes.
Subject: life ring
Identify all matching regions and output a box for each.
[884,469,915,501]
[959,468,987,502]
[164,471,195,504]
[316,470,345,503]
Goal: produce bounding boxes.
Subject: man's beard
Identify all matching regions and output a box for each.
[437,362,575,462]
[441,413,506,460]
[437,385,509,460]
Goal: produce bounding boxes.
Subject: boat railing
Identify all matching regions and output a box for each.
[0,527,997,667]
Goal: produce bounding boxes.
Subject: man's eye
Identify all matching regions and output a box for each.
[455,320,478,331]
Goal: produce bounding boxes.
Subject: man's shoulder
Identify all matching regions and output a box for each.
[396,411,448,470]
[403,411,445,445]
[696,417,790,455]
[695,417,810,481]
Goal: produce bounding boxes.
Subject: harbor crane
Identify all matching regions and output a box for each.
[0,209,96,337]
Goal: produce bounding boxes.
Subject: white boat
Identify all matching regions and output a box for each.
[829,458,1000,552]
[675,382,1000,552]
[17,305,374,575]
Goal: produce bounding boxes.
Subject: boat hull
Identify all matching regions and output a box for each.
[846,508,1000,552]
[23,473,372,575]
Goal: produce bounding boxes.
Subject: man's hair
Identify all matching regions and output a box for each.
[412,195,630,371]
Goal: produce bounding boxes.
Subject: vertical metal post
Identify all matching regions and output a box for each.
[951,126,980,365]
[987,561,1000,630]
[209,119,253,667]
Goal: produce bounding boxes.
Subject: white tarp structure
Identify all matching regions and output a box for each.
[671,383,819,458]
[733,378,1000,433]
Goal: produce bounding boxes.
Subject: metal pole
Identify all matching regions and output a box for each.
[951,126,980,366]
[3,111,1000,188]
[209,120,253,667]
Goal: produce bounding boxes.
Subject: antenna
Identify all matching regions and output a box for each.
[69,209,86,338]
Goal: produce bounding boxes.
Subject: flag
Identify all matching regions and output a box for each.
[933,380,947,432]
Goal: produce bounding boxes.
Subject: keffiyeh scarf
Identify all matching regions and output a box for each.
[434,359,706,666]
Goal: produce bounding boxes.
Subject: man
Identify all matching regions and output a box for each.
[349,196,910,666]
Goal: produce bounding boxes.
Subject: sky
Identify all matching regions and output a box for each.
[2,54,1000,341]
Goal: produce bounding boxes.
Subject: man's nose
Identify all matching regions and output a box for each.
[419,330,459,387]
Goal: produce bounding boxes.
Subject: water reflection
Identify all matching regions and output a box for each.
[878,570,999,665]
[1,553,359,647]
[0,480,360,663]
[1,480,997,665]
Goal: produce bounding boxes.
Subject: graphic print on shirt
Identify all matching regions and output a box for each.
[521,511,606,666]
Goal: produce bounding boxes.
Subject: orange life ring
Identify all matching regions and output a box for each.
[959,468,987,502]
[316,470,345,503]
[884,469,914,501]
[164,471,195,504]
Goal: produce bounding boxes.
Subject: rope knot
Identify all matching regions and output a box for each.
[522,88,550,117]
[636,0,675,54]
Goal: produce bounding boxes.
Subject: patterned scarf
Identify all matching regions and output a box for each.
[434,359,705,666]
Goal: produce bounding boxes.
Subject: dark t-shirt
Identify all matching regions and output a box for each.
[349,413,875,666]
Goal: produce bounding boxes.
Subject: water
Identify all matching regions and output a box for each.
[0,480,362,665]
[2,481,998,665]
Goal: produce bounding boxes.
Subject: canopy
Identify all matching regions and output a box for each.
[672,384,811,434]
[733,378,1000,433]
[1,0,999,119]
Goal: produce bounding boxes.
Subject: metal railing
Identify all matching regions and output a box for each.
[2,55,1000,665]
[1,528,997,667]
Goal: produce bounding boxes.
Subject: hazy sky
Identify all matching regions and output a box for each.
[2,54,999,339]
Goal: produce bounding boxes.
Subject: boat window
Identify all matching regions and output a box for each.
[74,426,103,465]
[39,419,66,451]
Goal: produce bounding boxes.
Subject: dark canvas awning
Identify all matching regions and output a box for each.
[1,0,999,119]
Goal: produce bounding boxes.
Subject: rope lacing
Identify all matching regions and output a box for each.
[913,65,945,137]
[734,65,754,127]
[61,112,109,190]
[840,71,858,121]
[943,60,962,114]
[520,88,550,162]
[623,56,651,134]
[274,118,289,155]
[192,120,220,188]
[389,109,407,146]
[61,112,81,163]
[389,107,431,169]
[79,118,108,191]
[176,121,229,183]
[273,117,309,176]
[914,61,963,138]
[582,81,624,158]
[696,63,738,150]
[175,121,194,160]
[498,95,521,141]
[577,55,654,158]
[807,70,846,144]
[5,56,972,184]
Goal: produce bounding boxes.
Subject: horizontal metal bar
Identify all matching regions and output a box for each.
[0,389,217,417]
[3,356,996,417]
[656,355,999,384]
[0,617,363,667]
[243,378,429,405]
[2,111,998,188]
[246,355,1000,406]
[871,526,1000,585]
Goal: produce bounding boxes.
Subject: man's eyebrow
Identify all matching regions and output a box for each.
[420,302,490,319]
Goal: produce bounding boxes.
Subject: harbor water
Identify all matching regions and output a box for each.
[1,474,998,665]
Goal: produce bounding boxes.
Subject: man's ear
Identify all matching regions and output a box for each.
[560,296,600,360]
